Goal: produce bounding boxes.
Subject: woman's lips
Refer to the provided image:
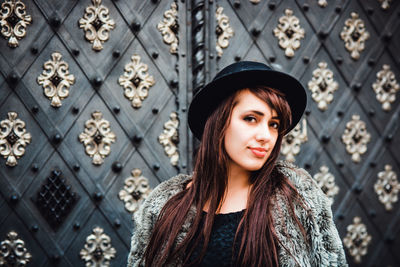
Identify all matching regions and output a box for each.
[249,147,267,157]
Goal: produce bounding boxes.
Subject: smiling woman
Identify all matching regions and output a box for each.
[127,61,348,267]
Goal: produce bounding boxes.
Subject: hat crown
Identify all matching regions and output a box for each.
[213,61,272,82]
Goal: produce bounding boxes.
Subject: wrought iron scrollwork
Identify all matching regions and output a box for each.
[157,2,179,54]
[313,165,339,203]
[273,9,305,58]
[340,12,370,60]
[0,0,32,48]
[159,112,179,166]
[307,62,339,111]
[343,216,371,264]
[374,164,400,211]
[0,112,31,167]
[215,6,234,58]
[318,0,328,7]
[79,0,115,51]
[80,227,116,267]
[341,115,371,163]
[118,55,155,109]
[281,119,307,162]
[378,0,391,10]
[35,169,78,230]
[0,231,32,266]
[372,64,399,112]
[191,0,206,94]
[37,52,75,107]
[119,169,152,219]
[79,111,116,165]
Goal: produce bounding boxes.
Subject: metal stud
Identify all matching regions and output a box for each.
[302,56,309,64]
[336,57,343,64]
[113,106,120,113]
[302,3,309,11]
[72,49,80,56]
[93,192,103,202]
[114,219,121,228]
[152,52,159,59]
[321,134,331,143]
[50,15,61,28]
[152,108,159,114]
[131,21,141,32]
[335,6,342,13]
[10,194,19,203]
[73,164,80,171]
[113,50,120,58]
[52,134,62,144]
[73,222,80,230]
[31,225,39,232]
[251,28,261,37]
[92,76,103,88]
[352,83,362,92]
[30,46,38,54]
[31,105,39,113]
[31,163,39,172]
[7,72,19,86]
[153,163,160,170]
[268,2,276,10]
[72,107,79,114]
[112,162,122,173]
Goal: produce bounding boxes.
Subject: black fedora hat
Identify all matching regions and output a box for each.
[188,61,307,140]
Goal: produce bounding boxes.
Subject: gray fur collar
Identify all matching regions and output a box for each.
[127,161,347,267]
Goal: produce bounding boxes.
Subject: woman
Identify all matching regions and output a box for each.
[127,61,347,267]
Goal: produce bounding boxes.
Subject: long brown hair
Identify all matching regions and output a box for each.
[143,86,307,266]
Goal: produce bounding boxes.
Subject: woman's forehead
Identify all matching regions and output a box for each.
[233,90,277,116]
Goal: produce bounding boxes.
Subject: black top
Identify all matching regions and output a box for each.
[185,210,245,267]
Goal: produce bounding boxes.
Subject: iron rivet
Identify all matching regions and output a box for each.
[50,15,61,28]
[7,71,19,86]
[72,49,80,56]
[303,56,310,64]
[181,107,186,112]
[304,163,311,169]
[335,6,342,13]
[93,192,103,202]
[385,235,395,244]
[182,164,186,169]
[209,53,214,59]
[170,79,179,88]
[368,58,375,66]
[92,76,102,88]
[31,105,39,114]
[51,254,60,261]
[321,135,330,143]
[369,161,376,168]
[31,163,39,172]
[383,32,392,42]
[352,83,362,92]
[337,110,344,117]
[318,31,327,40]
[152,52,159,59]
[113,106,120,113]
[367,7,374,15]
[52,134,62,144]
[352,184,362,194]
[73,164,80,171]
[369,209,376,218]
[30,46,38,54]
[385,134,393,143]
[151,0,158,3]
[131,21,141,32]
[337,213,344,220]
[114,219,121,228]
[72,106,79,114]
[251,28,260,37]
[112,162,122,173]
[234,1,240,8]
[133,134,143,143]
[181,53,185,57]
[337,161,344,168]
[336,57,343,65]
[269,56,275,63]
[10,194,19,203]
[31,225,39,232]
[368,109,375,117]
[234,55,241,62]
[268,2,276,10]
[73,222,80,230]
[152,108,159,114]
[113,50,120,58]
[305,109,311,116]
[302,3,309,11]
[153,163,160,170]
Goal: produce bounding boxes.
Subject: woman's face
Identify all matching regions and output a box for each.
[224,90,280,174]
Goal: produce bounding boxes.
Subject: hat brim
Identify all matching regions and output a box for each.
[188,69,307,140]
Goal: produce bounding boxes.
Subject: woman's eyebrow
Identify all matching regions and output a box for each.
[243,110,279,120]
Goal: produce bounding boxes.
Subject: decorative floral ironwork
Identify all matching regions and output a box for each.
[318,0,328,7]
[119,169,152,219]
[80,227,116,267]
[340,12,370,60]
[118,55,155,109]
[372,64,399,112]
[0,231,31,266]
[157,2,178,54]
[281,119,307,162]
[215,6,234,58]
[374,164,400,211]
[79,111,116,165]
[378,0,391,10]
[273,9,305,58]
[308,62,339,111]
[341,115,371,163]
[37,52,75,107]
[79,0,115,51]
[0,112,31,167]
[35,169,78,230]
[0,0,32,48]
[343,216,371,264]
[158,112,179,166]
[313,165,339,202]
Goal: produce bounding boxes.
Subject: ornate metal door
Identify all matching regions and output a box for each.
[0,0,399,266]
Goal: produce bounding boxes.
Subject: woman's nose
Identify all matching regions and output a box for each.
[255,124,271,142]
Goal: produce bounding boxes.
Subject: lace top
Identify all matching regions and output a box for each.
[185,210,245,267]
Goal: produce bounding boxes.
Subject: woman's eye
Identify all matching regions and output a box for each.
[270,122,279,129]
[244,116,256,122]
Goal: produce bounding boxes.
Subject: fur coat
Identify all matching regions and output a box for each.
[127,161,348,267]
